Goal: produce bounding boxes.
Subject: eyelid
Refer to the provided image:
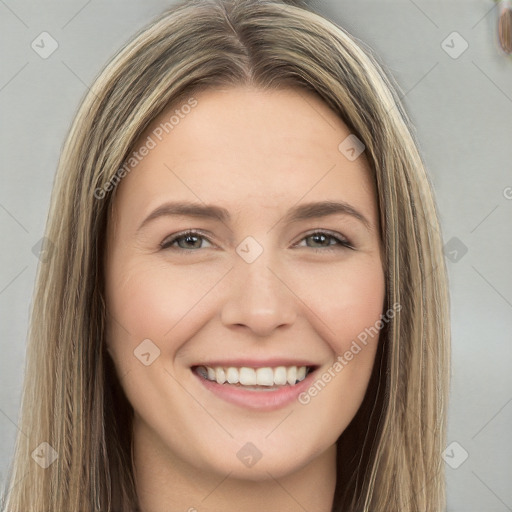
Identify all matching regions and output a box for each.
[160,228,354,252]
[160,229,214,249]
[292,229,354,250]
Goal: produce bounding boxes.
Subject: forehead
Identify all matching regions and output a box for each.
[112,86,375,218]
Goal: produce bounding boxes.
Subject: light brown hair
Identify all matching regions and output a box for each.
[1,1,450,510]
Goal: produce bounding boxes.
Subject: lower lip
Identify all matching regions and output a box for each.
[192,368,317,411]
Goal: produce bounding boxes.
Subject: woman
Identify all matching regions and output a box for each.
[1,0,450,510]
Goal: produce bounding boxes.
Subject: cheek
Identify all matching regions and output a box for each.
[295,258,385,357]
[292,261,385,436]
[104,259,226,353]
[106,254,385,357]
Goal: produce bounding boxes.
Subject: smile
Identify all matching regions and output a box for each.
[194,364,312,388]
[191,362,319,410]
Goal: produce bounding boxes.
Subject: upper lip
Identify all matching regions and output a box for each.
[192,358,319,369]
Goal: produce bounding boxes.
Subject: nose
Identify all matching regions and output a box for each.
[220,252,297,337]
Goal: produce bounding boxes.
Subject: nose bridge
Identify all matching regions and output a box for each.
[220,240,297,335]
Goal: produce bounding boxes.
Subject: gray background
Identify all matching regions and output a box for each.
[1,1,511,510]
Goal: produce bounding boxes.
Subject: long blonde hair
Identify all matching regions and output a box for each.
[1,1,450,510]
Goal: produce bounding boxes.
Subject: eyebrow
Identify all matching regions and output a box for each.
[137,200,371,232]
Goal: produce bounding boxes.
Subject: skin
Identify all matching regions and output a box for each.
[104,86,385,512]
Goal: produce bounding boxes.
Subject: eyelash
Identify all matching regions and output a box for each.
[159,229,354,253]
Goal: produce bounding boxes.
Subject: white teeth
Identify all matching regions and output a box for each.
[198,365,311,387]
[274,366,287,386]
[256,367,274,386]
[239,367,257,385]
[226,367,239,384]
[287,366,297,385]
[215,367,226,384]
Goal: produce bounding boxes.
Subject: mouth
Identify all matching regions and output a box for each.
[192,364,317,391]
[191,361,320,410]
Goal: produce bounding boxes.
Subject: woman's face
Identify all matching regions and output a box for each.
[104,86,385,482]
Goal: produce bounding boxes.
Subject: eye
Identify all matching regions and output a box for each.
[294,230,354,252]
[160,230,213,251]
[160,229,354,253]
